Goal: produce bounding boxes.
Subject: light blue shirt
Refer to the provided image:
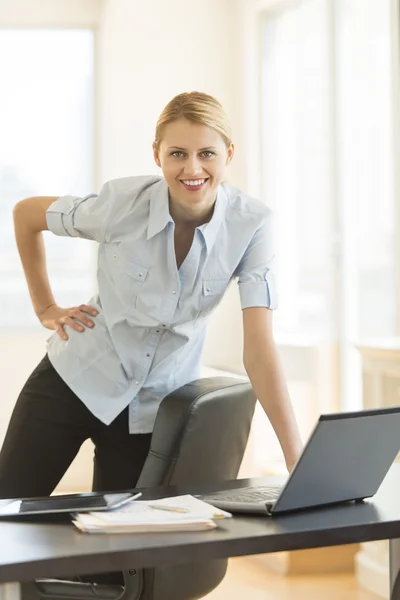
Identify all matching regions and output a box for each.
[45,175,277,433]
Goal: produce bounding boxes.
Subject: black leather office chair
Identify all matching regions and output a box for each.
[22,376,256,600]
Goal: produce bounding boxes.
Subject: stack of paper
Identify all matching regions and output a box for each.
[72,494,232,534]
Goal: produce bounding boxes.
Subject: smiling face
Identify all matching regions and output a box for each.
[153,117,234,225]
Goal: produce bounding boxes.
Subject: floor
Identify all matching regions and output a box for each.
[203,556,380,600]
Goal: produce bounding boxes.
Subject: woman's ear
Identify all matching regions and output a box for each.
[226,142,235,165]
[153,143,161,168]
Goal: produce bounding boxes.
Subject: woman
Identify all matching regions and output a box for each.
[0,91,302,500]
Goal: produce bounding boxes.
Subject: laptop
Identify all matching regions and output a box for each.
[199,406,400,516]
[0,491,141,517]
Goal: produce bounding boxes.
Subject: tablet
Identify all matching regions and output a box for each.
[0,491,140,516]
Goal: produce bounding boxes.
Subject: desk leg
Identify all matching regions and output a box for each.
[390,539,400,599]
[0,584,20,600]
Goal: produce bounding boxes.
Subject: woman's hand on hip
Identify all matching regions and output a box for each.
[37,304,98,340]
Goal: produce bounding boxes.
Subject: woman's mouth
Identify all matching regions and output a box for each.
[180,178,209,191]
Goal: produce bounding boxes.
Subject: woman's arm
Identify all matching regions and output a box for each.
[13,197,58,316]
[13,197,97,339]
[243,306,303,472]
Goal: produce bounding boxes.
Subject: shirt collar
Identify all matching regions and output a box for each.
[197,184,228,253]
[147,178,173,240]
[147,178,228,252]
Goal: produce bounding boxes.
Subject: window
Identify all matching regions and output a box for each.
[260,0,398,411]
[0,29,95,328]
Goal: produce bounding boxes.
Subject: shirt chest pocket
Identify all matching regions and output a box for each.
[108,245,150,309]
[199,277,231,317]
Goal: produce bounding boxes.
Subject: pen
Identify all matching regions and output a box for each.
[111,492,142,510]
[148,504,189,513]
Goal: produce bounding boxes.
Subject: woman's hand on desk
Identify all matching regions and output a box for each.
[285,447,302,474]
[286,460,297,474]
[37,304,98,340]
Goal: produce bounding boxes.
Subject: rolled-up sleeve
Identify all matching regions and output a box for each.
[236,209,278,310]
[46,181,113,243]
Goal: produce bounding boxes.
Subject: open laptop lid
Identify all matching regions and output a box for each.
[0,491,139,517]
[269,406,400,515]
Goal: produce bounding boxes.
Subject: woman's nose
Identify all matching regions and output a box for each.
[183,156,203,176]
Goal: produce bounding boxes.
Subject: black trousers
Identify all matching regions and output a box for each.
[0,354,152,499]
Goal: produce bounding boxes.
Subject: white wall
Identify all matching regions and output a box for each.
[0,0,101,27]
[97,0,244,181]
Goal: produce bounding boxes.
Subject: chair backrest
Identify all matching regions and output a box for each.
[137,376,255,488]
[136,376,256,600]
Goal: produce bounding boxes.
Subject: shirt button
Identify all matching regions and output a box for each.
[138,272,143,277]
[135,381,140,385]
[172,290,176,294]
[206,287,211,293]
[155,329,160,333]
[146,353,151,358]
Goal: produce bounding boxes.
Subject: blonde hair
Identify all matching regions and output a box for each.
[154,91,232,150]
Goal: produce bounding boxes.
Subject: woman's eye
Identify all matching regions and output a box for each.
[170,150,214,158]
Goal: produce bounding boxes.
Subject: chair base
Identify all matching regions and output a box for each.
[21,571,142,600]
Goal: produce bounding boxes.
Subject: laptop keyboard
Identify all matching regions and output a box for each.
[201,485,282,504]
